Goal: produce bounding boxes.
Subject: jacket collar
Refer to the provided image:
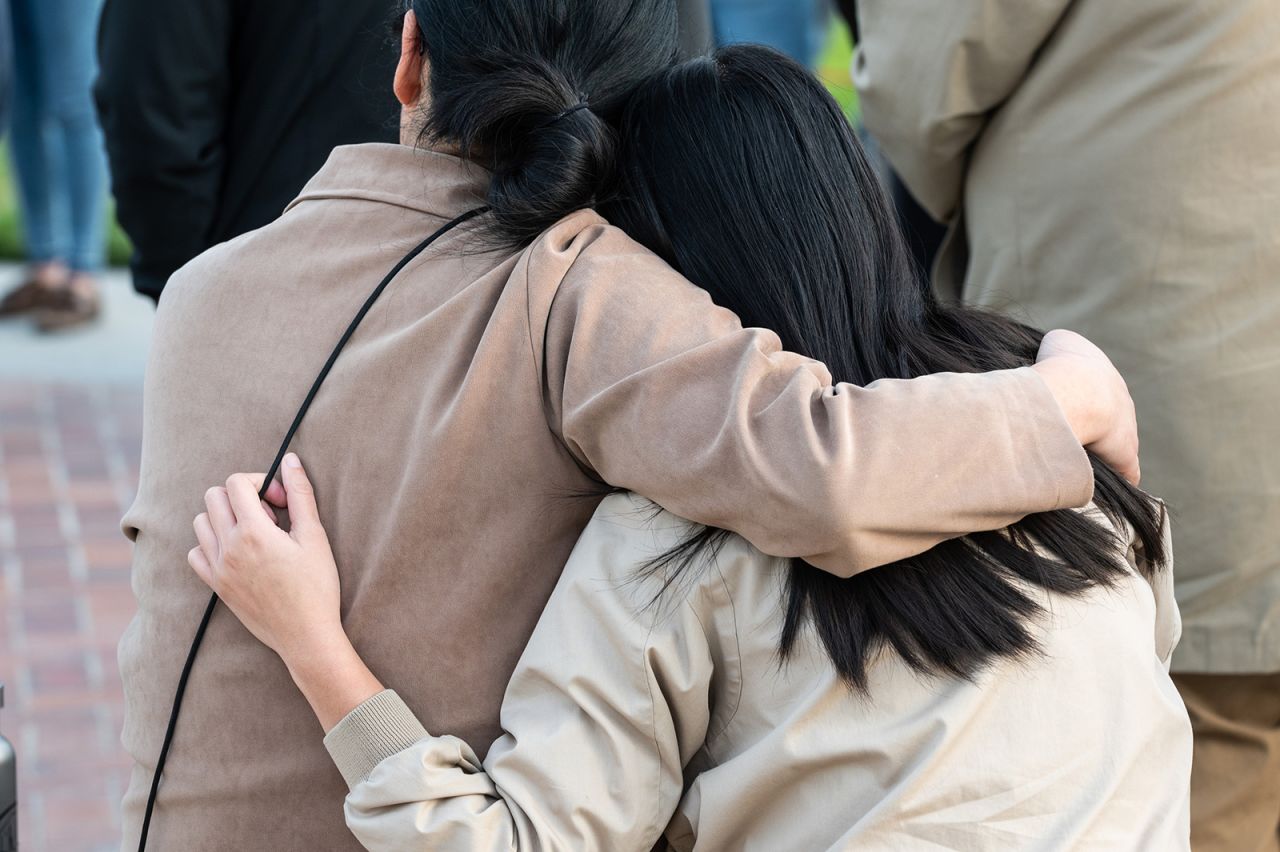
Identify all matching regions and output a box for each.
[285,143,490,220]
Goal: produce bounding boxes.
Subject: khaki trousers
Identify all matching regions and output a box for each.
[1174,673,1280,852]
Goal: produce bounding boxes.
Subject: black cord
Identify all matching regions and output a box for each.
[137,207,488,851]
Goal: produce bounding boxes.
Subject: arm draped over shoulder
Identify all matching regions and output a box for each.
[323,220,1098,847]
[535,226,1093,576]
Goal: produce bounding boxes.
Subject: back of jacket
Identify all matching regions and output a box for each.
[95,0,400,300]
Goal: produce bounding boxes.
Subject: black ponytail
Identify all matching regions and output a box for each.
[410,0,678,248]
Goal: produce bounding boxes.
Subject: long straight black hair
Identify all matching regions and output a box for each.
[602,46,1168,691]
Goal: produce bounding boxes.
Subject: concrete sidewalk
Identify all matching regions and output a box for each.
[0,265,151,852]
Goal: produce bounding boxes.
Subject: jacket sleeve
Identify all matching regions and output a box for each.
[324,496,715,851]
[537,228,1093,577]
[851,0,1072,222]
[94,0,233,299]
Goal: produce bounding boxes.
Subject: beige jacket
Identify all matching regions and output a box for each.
[853,0,1280,673]
[324,494,1192,851]
[119,143,1093,849]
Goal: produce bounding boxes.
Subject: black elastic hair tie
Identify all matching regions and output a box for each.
[540,101,591,129]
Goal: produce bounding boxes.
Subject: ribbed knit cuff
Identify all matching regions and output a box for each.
[324,690,429,789]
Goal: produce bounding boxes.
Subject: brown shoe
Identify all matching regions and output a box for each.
[0,278,68,316]
[0,262,71,316]
[34,278,101,333]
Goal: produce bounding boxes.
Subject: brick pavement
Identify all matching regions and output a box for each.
[0,380,143,852]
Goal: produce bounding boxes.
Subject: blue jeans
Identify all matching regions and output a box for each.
[710,0,829,67]
[7,0,108,272]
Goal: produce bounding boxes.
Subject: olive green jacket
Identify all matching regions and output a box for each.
[855,0,1280,672]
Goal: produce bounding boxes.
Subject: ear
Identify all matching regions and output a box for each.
[394,10,425,108]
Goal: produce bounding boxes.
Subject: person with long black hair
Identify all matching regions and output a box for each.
[191,45,1191,850]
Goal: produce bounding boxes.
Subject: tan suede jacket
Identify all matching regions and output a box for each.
[325,495,1191,851]
[119,144,1093,850]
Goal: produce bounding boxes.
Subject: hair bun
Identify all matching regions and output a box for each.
[412,0,679,248]
[487,86,618,246]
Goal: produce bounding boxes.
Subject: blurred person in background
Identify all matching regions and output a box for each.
[0,0,108,332]
[94,0,401,305]
[710,0,828,67]
[854,2,1280,849]
[832,1,947,277]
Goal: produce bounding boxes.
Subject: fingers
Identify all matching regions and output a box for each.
[226,473,268,523]
[234,472,288,508]
[204,485,236,540]
[1104,436,1141,486]
[280,453,322,539]
[1126,424,1141,486]
[1117,392,1140,486]
[1040,328,1105,363]
[188,545,215,590]
[194,512,219,562]
[229,472,285,524]
[262,477,288,508]
[199,457,320,556]
[1121,434,1142,485]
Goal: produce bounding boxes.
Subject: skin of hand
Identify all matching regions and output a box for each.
[1031,329,1141,485]
[188,453,384,732]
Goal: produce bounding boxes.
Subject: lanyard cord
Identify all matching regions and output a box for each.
[137,207,488,851]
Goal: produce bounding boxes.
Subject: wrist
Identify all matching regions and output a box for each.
[286,631,385,733]
[282,624,354,686]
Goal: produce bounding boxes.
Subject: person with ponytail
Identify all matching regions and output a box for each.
[125,1,1143,847]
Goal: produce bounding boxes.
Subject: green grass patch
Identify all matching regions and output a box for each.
[817,16,859,120]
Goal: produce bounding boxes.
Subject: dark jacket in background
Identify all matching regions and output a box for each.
[94,0,400,302]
